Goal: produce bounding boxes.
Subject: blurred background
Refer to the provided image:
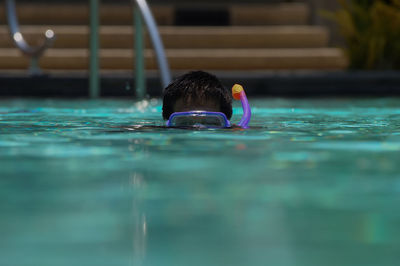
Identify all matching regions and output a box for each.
[0,0,347,72]
[0,0,399,96]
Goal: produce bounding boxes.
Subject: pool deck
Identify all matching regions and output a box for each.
[1,70,400,98]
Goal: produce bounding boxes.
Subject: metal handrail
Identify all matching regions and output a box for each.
[133,0,172,89]
[89,0,171,98]
[89,0,99,98]
[6,0,169,97]
[5,0,55,74]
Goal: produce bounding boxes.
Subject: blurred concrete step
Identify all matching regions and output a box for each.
[0,4,174,25]
[230,3,310,25]
[0,48,348,70]
[0,25,330,49]
[0,3,309,26]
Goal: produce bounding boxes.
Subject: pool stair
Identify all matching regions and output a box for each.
[0,3,310,26]
[0,2,348,71]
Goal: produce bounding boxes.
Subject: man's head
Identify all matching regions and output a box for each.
[162,71,232,120]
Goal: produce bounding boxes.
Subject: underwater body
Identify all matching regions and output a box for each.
[1,98,400,266]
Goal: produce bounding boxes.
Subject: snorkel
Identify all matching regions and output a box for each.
[232,84,251,128]
[166,84,251,128]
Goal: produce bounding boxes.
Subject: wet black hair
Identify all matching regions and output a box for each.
[162,71,232,120]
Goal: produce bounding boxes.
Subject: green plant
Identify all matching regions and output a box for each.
[325,0,400,69]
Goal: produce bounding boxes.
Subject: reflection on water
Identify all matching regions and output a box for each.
[1,98,400,266]
[132,173,146,266]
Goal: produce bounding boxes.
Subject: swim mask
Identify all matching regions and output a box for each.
[166,111,230,128]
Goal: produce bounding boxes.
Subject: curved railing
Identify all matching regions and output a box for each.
[5,0,170,97]
[5,0,55,74]
[134,0,171,89]
[90,0,172,98]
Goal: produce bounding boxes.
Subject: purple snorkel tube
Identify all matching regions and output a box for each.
[232,84,251,128]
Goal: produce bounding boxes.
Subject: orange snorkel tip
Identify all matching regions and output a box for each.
[232,84,244,100]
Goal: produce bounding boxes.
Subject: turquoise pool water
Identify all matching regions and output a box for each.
[1,98,400,266]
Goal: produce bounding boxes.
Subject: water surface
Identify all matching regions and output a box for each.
[1,98,400,266]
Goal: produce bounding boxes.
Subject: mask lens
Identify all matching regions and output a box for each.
[169,113,228,128]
